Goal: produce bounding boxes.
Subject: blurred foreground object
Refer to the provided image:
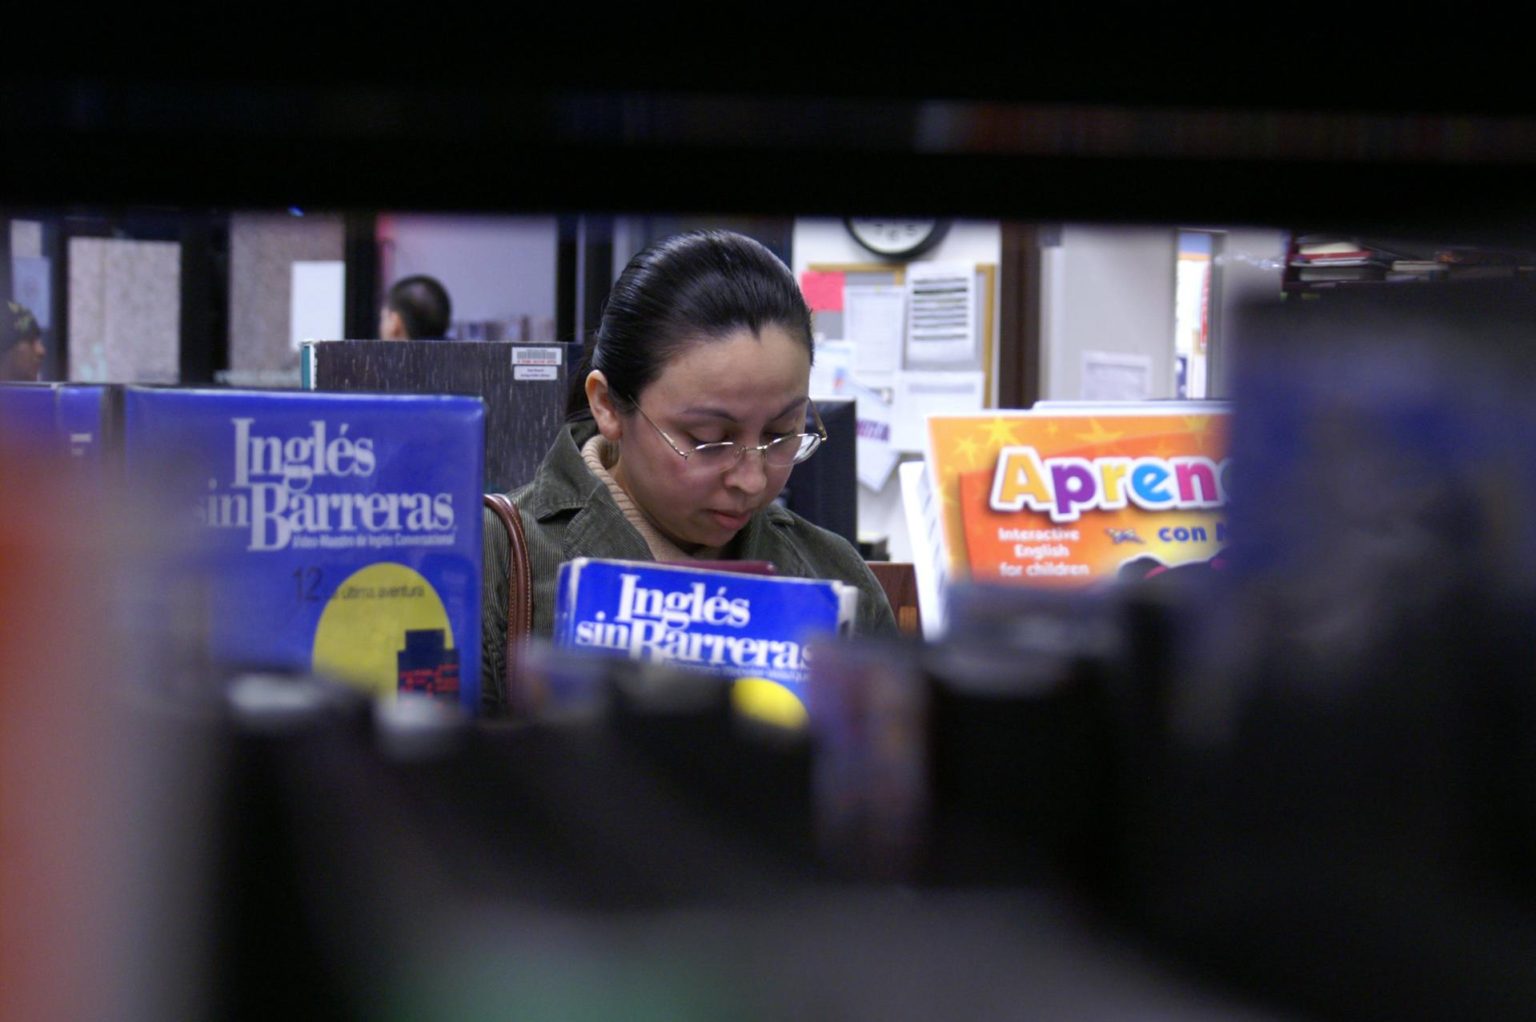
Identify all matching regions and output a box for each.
[193,647,1294,1021]
[1119,280,1536,1020]
[0,439,125,1018]
[0,437,214,1020]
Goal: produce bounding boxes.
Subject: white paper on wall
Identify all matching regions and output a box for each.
[290,261,346,352]
[890,370,985,453]
[841,372,899,491]
[845,285,906,374]
[1081,350,1153,401]
[12,257,51,328]
[905,262,976,366]
[810,339,854,399]
[9,220,42,258]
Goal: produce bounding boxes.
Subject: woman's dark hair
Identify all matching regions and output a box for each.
[568,230,813,418]
[1,301,41,349]
[386,275,452,339]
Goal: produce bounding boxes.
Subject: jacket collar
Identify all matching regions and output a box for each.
[733,498,810,575]
[519,420,609,520]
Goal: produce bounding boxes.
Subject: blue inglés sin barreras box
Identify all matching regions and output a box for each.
[0,382,116,464]
[552,557,857,705]
[123,387,484,713]
[0,382,58,446]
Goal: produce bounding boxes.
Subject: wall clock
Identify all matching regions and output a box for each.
[844,218,952,260]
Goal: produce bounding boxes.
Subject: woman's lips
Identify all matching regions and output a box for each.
[710,509,752,531]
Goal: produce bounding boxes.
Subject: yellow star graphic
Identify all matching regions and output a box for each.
[1074,418,1125,446]
[954,435,981,468]
[982,416,1023,447]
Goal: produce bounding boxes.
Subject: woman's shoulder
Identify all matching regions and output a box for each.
[502,420,602,516]
[754,505,898,636]
[755,503,869,572]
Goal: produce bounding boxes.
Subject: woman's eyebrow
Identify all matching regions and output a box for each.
[678,397,808,423]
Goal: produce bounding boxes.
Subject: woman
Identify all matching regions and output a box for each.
[481,230,897,715]
[1,301,46,382]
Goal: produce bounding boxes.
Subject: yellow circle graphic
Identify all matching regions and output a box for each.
[311,562,455,701]
[731,676,808,731]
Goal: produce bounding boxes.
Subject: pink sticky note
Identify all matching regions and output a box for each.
[800,270,845,313]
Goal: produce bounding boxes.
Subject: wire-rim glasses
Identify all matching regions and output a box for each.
[635,403,826,471]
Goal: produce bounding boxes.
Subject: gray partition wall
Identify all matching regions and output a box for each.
[302,338,581,494]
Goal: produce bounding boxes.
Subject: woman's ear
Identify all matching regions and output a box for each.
[585,370,625,442]
[379,308,407,341]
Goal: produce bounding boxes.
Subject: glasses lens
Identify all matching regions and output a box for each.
[765,433,819,467]
[691,435,820,470]
[692,443,739,469]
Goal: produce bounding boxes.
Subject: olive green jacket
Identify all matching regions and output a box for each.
[480,420,897,716]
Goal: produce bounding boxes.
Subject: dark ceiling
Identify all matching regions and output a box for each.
[5,23,1533,244]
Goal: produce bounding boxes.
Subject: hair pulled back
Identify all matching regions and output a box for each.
[387,275,452,339]
[574,230,813,417]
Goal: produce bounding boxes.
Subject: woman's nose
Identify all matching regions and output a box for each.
[723,447,769,494]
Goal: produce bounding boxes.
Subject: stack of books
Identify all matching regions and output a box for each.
[1291,235,1536,285]
[1289,237,1395,282]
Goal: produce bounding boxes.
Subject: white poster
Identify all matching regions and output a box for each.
[9,220,42,258]
[890,370,985,453]
[899,459,949,639]
[12,257,51,328]
[68,237,181,383]
[845,285,906,374]
[290,260,346,351]
[842,373,899,491]
[905,262,975,366]
[810,339,854,399]
[1082,350,1153,402]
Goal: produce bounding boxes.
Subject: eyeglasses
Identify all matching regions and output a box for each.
[635,403,826,471]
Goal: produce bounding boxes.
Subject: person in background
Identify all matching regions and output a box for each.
[1,301,46,381]
[379,275,452,340]
[480,229,897,714]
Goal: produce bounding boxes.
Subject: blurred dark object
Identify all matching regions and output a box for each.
[1113,280,1536,1020]
[921,584,1128,892]
[188,656,1297,1020]
[856,535,889,561]
[808,637,931,884]
[774,397,858,548]
[806,579,1183,906]
[867,561,922,635]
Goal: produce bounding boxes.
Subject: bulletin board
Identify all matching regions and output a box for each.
[806,262,996,404]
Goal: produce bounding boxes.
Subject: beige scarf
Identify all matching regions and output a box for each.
[582,433,723,561]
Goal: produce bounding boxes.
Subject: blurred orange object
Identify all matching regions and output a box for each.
[0,441,137,1019]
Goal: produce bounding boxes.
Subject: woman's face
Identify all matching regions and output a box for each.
[2,337,44,381]
[593,324,812,552]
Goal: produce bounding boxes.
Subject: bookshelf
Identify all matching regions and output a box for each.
[1283,232,1536,295]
